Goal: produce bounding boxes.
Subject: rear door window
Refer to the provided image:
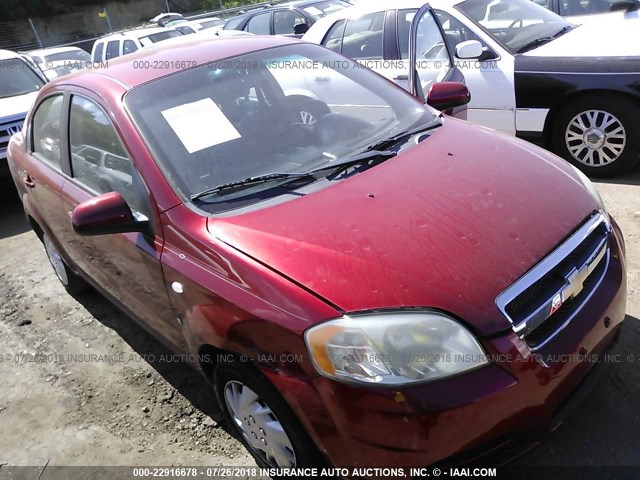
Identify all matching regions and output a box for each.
[342,12,385,59]
[105,40,120,60]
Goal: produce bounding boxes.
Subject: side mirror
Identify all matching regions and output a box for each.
[72,191,148,236]
[427,82,471,111]
[610,0,640,11]
[294,22,309,35]
[455,40,483,59]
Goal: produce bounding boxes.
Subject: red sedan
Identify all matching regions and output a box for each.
[7,35,626,469]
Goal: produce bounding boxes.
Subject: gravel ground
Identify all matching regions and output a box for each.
[0,170,638,474]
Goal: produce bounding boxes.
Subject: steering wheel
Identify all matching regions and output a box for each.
[507,19,523,30]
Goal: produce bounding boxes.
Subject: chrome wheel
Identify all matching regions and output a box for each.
[224,380,296,467]
[565,109,626,167]
[44,234,68,286]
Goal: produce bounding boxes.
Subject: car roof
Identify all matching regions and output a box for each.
[97,26,177,42]
[52,35,300,90]
[28,46,85,56]
[0,49,22,61]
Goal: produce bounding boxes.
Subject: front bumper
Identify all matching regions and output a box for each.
[264,218,627,468]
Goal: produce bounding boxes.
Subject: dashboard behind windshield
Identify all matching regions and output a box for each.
[456,0,572,53]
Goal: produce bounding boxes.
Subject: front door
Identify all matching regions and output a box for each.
[56,91,186,351]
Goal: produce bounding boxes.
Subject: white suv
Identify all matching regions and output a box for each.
[91,27,183,62]
[0,49,46,178]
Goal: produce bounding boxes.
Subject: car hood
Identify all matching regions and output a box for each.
[0,91,38,119]
[524,21,640,57]
[207,119,599,335]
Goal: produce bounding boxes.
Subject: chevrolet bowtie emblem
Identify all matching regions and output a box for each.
[550,265,590,316]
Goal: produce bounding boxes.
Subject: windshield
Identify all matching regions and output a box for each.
[139,30,182,46]
[456,0,572,53]
[0,58,45,98]
[125,43,432,212]
[44,49,91,63]
[199,19,225,29]
[302,0,351,19]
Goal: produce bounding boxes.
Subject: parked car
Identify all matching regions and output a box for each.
[150,12,185,26]
[166,17,226,35]
[0,49,46,178]
[223,0,352,36]
[303,1,478,104]
[308,0,640,176]
[7,35,626,470]
[91,27,183,62]
[535,0,640,23]
[25,46,92,80]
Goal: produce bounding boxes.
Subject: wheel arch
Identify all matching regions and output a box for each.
[542,88,640,146]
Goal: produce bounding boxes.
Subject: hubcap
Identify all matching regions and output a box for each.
[565,109,626,167]
[299,110,316,126]
[44,234,69,286]
[224,380,296,467]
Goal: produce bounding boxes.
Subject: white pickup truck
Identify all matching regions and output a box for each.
[0,49,46,178]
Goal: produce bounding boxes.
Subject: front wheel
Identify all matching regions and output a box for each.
[552,95,640,177]
[43,233,86,294]
[214,362,325,470]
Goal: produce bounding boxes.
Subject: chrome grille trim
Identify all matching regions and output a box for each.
[1,114,26,158]
[496,211,611,348]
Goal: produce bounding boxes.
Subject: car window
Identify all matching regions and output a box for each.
[342,12,385,60]
[123,40,138,54]
[322,19,346,52]
[532,0,552,8]
[456,0,571,53]
[302,0,351,19]
[274,10,307,34]
[224,16,246,30]
[413,10,452,95]
[559,0,613,15]
[0,58,45,98]
[199,19,225,29]
[69,96,149,217]
[397,9,418,60]
[93,42,104,61]
[105,40,120,60]
[245,12,271,34]
[435,10,488,54]
[32,95,64,170]
[139,30,182,47]
[177,25,196,35]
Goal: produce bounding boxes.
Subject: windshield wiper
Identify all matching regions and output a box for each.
[190,172,315,201]
[365,118,443,152]
[516,25,574,54]
[307,149,397,178]
[190,148,399,202]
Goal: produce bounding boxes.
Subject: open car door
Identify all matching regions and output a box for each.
[408,3,471,118]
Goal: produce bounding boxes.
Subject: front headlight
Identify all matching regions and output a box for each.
[304,311,488,386]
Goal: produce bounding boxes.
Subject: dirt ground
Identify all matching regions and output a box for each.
[0,169,639,474]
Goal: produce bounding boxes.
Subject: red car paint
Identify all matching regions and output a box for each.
[7,36,626,468]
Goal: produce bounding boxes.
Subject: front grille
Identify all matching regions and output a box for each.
[497,212,610,350]
[0,115,26,156]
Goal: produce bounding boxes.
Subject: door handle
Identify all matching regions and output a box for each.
[393,75,409,81]
[314,76,331,82]
[24,175,36,189]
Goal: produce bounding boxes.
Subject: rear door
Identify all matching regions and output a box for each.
[56,91,186,350]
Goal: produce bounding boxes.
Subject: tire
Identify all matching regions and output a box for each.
[287,97,331,126]
[213,362,326,470]
[43,233,86,295]
[551,94,640,177]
